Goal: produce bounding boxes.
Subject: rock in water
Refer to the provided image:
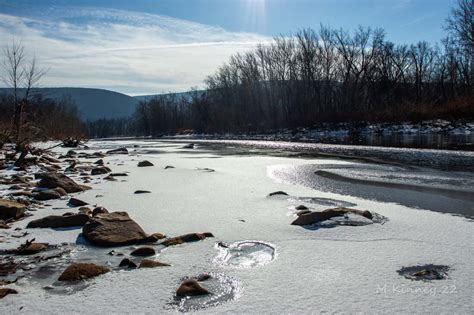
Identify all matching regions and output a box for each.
[106,147,128,155]
[138,160,154,167]
[0,199,26,220]
[27,214,90,228]
[82,212,148,247]
[92,207,109,217]
[130,247,156,257]
[176,279,210,297]
[35,172,90,193]
[142,233,166,243]
[267,191,288,197]
[58,263,110,281]
[91,167,111,175]
[78,207,92,215]
[34,189,62,201]
[139,259,171,268]
[94,159,104,165]
[161,233,214,247]
[291,207,373,226]
[16,242,48,255]
[0,288,18,299]
[295,205,308,210]
[134,190,151,194]
[119,258,138,269]
[68,197,88,207]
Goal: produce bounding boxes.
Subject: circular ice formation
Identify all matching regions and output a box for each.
[214,241,276,269]
[168,273,242,312]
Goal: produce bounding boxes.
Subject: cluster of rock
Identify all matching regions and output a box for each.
[0,145,222,302]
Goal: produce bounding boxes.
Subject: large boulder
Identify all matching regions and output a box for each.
[0,199,26,221]
[176,279,210,297]
[58,263,110,281]
[35,172,90,193]
[161,232,214,247]
[27,214,90,228]
[82,212,149,247]
[291,207,373,226]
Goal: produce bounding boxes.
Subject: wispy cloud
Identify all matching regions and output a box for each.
[0,7,271,95]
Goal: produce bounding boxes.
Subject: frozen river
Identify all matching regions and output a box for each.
[1,139,473,313]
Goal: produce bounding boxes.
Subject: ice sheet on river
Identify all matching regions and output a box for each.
[0,139,472,314]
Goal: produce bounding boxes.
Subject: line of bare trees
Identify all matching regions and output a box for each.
[120,0,471,137]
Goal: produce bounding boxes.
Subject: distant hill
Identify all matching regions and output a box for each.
[133,90,205,102]
[0,87,139,121]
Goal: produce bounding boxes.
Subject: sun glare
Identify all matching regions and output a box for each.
[244,0,266,32]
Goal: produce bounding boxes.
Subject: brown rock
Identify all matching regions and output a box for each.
[138,160,154,167]
[296,210,312,216]
[139,259,170,268]
[119,258,138,269]
[17,242,48,255]
[161,232,214,247]
[82,212,148,247]
[91,167,111,175]
[295,205,309,210]
[27,214,90,228]
[130,247,156,257]
[34,190,62,201]
[68,197,88,207]
[106,147,128,155]
[195,273,211,282]
[0,220,9,229]
[267,191,288,197]
[134,190,151,194]
[58,263,110,281]
[176,279,210,297]
[291,207,373,226]
[103,175,117,181]
[53,187,68,196]
[35,172,90,193]
[0,199,26,221]
[0,288,18,299]
[94,159,104,165]
[141,233,166,243]
[92,207,109,217]
[78,207,92,215]
[9,191,33,198]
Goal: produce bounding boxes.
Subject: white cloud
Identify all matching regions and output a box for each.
[0,7,271,95]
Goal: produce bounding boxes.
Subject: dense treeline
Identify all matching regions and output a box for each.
[117,1,472,138]
[0,93,85,147]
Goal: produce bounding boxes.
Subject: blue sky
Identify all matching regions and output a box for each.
[0,0,457,95]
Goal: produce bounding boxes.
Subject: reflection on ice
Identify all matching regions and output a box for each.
[213,241,276,269]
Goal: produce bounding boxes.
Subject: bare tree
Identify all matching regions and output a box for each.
[445,0,473,85]
[2,40,46,142]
